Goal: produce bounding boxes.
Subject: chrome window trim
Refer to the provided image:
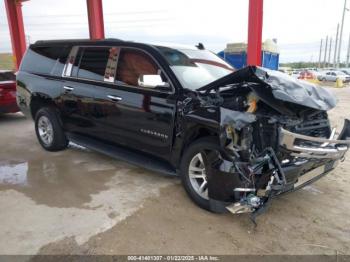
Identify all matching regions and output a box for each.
[62,75,174,95]
[103,47,120,83]
[62,46,79,77]
[62,45,175,95]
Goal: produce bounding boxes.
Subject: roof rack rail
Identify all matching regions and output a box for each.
[34,38,124,45]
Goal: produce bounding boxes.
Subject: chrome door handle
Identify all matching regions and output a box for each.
[63,86,74,92]
[107,95,122,102]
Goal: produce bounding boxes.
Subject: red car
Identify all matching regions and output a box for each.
[297,70,316,80]
[0,70,19,114]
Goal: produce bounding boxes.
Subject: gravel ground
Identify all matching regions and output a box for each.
[0,86,349,255]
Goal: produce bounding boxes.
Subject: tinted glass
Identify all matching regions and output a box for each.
[104,47,120,82]
[71,48,84,77]
[20,46,69,76]
[77,47,110,81]
[116,49,161,87]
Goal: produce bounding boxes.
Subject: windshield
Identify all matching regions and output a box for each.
[336,71,346,75]
[158,47,234,90]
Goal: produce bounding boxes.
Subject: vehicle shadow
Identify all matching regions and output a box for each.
[0,112,26,123]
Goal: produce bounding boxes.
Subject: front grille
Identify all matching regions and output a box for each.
[253,111,331,157]
[253,119,279,153]
[286,111,331,147]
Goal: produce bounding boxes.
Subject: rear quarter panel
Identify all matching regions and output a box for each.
[16,71,64,119]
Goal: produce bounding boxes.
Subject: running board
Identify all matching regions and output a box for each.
[66,132,177,176]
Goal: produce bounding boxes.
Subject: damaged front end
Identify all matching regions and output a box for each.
[201,67,350,219]
[208,112,350,220]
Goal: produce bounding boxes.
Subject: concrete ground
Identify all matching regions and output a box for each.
[0,87,350,255]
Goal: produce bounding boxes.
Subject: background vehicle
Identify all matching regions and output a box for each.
[318,70,350,82]
[16,39,350,216]
[290,70,301,79]
[340,68,350,75]
[0,70,19,114]
[297,70,319,80]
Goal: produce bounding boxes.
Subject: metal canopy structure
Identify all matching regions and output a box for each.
[4,0,28,69]
[4,0,263,69]
[247,0,263,66]
[86,0,105,40]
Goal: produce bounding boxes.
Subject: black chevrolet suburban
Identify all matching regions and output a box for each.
[16,39,350,217]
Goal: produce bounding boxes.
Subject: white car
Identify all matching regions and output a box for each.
[318,70,350,82]
[290,71,301,79]
[341,68,350,76]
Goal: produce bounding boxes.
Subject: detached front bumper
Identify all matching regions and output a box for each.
[277,118,350,193]
[279,119,350,160]
[208,119,350,216]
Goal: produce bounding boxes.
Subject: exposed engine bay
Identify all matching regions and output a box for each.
[193,66,350,221]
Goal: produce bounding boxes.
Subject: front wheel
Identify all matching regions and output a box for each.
[180,137,225,213]
[35,107,68,151]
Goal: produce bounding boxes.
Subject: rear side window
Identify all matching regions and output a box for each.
[20,46,69,76]
[75,47,110,81]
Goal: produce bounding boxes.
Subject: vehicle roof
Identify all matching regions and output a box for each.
[146,42,199,50]
[33,38,125,46]
[32,38,201,51]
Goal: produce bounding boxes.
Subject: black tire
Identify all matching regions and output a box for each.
[35,107,68,151]
[322,77,326,82]
[180,136,225,213]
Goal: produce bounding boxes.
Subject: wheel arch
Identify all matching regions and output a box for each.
[30,93,57,120]
[171,124,220,168]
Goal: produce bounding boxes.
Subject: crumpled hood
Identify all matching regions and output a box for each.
[197,66,337,111]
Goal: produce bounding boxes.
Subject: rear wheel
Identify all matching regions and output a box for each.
[35,107,68,151]
[180,137,225,213]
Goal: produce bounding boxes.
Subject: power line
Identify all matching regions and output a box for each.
[0,17,174,27]
[22,10,168,18]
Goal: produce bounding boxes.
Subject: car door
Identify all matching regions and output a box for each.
[91,47,177,160]
[331,72,337,81]
[59,46,113,139]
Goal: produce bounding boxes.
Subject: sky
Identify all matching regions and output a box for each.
[0,0,349,63]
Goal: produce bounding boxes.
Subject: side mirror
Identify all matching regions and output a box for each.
[138,74,170,89]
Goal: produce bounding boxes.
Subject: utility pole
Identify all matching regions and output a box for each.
[328,37,333,67]
[334,23,339,67]
[323,36,328,68]
[337,0,348,68]
[318,38,323,68]
[346,32,350,67]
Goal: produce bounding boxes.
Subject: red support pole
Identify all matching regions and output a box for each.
[247,0,263,66]
[4,0,27,70]
[86,0,105,40]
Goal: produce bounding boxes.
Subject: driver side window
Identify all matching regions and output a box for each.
[115,48,169,90]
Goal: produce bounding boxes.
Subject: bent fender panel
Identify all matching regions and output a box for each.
[169,102,221,167]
